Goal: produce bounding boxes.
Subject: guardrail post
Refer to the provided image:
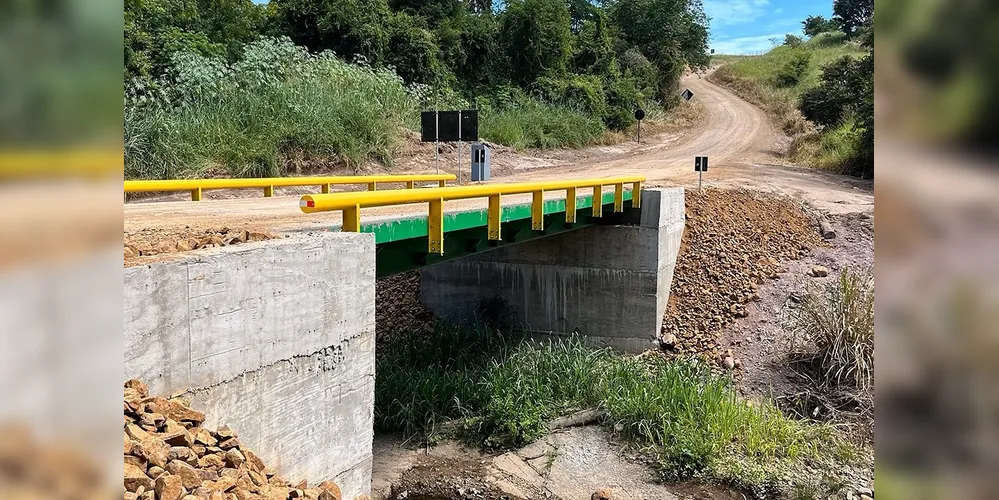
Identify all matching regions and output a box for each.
[264,185,274,197]
[614,183,624,212]
[429,199,444,255]
[531,191,545,231]
[565,187,577,224]
[343,204,361,232]
[191,188,202,201]
[322,184,331,194]
[439,179,447,188]
[591,186,603,218]
[488,194,502,240]
[407,181,415,189]
[367,182,377,191]
[632,181,642,208]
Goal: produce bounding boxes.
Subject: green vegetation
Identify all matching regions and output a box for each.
[710,0,873,177]
[376,322,857,497]
[125,38,416,179]
[124,0,711,178]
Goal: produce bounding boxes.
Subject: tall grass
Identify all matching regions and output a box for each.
[376,322,848,496]
[786,268,874,394]
[124,37,417,179]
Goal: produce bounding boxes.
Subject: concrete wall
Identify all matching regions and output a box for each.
[421,188,684,352]
[124,232,376,498]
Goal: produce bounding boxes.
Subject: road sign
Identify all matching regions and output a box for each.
[681,89,694,101]
[420,110,479,142]
[695,156,708,171]
[634,109,645,121]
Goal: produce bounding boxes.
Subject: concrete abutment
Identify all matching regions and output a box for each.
[420,188,685,352]
[124,232,376,499]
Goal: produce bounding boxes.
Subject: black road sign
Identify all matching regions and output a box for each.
[695,156,708,172]
[634,109,646,121]
[460,109,478,141]
[420,110,479,142]
[681,89,694,101]
[420,112,437,142]
[436,111,460,141]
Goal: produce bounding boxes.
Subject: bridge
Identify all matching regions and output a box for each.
[123,174,685,498]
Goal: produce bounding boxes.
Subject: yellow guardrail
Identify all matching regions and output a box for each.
[124,174,456,201]
[300,176,645,254]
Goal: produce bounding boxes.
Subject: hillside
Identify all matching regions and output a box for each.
[710,32,871,174]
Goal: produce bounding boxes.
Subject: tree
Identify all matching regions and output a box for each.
[832,0,873,38]
[271,0,393,64]
[609,0,709,102]
[802,15,838,37]
[498,0,573,87]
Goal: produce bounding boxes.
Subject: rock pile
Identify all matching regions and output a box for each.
[375,271,435,342]
[661,189,822,358]
[123,380,342,500]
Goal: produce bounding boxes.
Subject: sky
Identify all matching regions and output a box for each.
[704,0,833,55]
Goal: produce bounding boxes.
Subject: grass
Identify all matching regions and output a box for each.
[376,321,858,497]
[786,268,874,396]
[709,33,865,137]
[789,120,860,169]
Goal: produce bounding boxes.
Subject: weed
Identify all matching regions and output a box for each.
[786,268,874,403]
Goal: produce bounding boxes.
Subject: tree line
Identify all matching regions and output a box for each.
[125,0,710,131]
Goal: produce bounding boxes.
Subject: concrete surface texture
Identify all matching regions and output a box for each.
[123,232,377,498]
[420,188,685,352]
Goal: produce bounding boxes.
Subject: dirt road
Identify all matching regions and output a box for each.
[124,72,873,255]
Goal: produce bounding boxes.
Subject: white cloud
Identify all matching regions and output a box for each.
[710,33,785,55]
[774,7,784,14]
[704,0,771,26]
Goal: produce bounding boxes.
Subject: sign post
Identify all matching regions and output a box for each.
[694,156,708,192]
[435,110,440,174]
[634,109,645,144]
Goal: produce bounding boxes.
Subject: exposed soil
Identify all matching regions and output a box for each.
[124,227,281,267]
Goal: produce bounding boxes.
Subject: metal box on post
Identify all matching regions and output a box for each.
[470,143,491,182]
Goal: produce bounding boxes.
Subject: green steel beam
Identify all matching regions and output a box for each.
[361,190,637,278]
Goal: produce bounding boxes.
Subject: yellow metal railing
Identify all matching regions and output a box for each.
[300,176,645,254]
[124,174,456,201]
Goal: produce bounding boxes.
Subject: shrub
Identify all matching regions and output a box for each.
[786,268,874,394]
[784,34,804,47]
[774,50,811,88]
[798,55,864,126]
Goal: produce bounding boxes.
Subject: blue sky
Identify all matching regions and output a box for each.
[705,0,832,55]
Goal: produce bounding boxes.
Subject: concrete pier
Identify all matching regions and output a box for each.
[420,188,685,352]
[124,232,376,498]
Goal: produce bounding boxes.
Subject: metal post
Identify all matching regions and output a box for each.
[637,120,641,144]
[699,170,702,192]
[434,108,440,175]
[457,116,462,184]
